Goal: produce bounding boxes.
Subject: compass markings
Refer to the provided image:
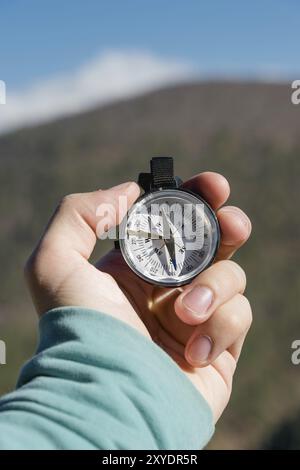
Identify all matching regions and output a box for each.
[124,192,215,284]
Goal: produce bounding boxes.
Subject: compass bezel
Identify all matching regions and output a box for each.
[119,187,220,287]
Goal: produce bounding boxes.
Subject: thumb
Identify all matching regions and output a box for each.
[31,182,140,262]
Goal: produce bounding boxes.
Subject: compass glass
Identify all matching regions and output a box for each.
[119,189,220,287]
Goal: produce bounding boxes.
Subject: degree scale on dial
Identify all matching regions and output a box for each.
[127,211,208,278]
[119,189,218,287]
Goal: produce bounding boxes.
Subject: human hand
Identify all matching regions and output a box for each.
[25,173,252,423]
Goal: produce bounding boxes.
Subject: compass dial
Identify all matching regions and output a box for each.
[119,189,220,287]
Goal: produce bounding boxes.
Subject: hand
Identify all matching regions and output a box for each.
[25,173,252,423]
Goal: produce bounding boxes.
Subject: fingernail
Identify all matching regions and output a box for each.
[182,286,213,316]
[187,335,212,364]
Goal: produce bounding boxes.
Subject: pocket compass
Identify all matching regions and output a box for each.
[118,157,220,287]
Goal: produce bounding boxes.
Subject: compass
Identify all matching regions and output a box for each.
[118,157,220,287]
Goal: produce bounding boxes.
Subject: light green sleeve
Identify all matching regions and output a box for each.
[0,307,214,449]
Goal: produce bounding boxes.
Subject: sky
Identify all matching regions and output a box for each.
[0,0,299,134]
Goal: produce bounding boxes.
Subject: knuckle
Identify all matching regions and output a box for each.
[227,309,245,335]
[224,260,247,290]
[60,193,80,208]
[231,294,252,333]
[241,295,253,330]
[199,260,247,299]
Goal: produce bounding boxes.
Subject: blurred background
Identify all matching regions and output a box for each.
[0,0,300,449]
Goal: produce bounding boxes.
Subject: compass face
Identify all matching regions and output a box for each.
[119,189,220,287]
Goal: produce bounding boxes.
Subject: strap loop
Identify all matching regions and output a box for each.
[150,157,176,189]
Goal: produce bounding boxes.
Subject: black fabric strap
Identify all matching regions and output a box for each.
[150,157,176,189]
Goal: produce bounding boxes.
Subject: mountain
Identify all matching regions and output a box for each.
[0,81,299,449]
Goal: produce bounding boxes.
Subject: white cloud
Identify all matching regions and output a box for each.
[0,51,194,135]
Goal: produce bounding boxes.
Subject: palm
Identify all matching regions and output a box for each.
[96,249,233,420]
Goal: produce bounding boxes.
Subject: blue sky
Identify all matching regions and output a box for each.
[1,0,299,89]
[0,0,299,133]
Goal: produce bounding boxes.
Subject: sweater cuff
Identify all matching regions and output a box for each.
[19,307,214,449]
